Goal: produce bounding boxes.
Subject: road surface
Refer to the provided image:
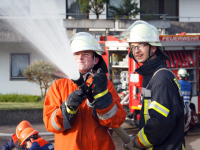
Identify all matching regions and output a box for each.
[0,122,200,150]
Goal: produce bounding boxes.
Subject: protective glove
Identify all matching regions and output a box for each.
[92,68,108,97]
[123,135,145,150]
[66,89,87,112]
[91,68,113,110]
[60,89,86,128]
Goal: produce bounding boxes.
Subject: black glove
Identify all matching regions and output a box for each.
[66,89,87,112]
[91,68,113,110]
[92,68,108,98]
[60,89,86,126]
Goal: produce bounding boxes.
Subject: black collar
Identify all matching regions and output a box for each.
[135,55,167,87]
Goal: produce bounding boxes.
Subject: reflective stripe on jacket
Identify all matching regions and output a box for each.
[43,77,126,150]
[138,68,185,150]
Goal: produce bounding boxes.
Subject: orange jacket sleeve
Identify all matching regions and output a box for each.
[43,79,76,133]
[96,80,126,128]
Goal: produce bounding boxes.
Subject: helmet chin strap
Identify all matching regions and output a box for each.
[144,45,157,63]
[133,56,140,67]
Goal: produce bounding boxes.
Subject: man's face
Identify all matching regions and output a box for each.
[130,42,156,63]
[74,50,99,73]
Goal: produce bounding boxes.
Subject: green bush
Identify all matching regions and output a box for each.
[0,94,42,102]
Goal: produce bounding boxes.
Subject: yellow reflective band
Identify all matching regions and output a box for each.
[144,99,151,124]
[94,89,108,99]
[131,106,141,110]
[182,143,185,150]
[67,107,78,114]
[65,101,78,114]
[149,101,169,117]
[144,99,148,124]
[138,128,153,147]
[174,78,180,90]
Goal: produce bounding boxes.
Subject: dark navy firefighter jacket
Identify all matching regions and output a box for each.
[2,134,26,150]
[135,56,185,150]
[28,138,54,150]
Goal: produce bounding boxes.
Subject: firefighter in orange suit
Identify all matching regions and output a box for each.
[120,21,185,150]
[43,32,126,150]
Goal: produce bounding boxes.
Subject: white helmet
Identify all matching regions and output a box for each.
[70,32,104,56]
[70,32,108,73]
[119,20,169,59]
[178,68,189,78]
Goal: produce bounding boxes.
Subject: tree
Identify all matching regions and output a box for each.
[108,5,125,20]
[24,60,59,98]
[108,0,144,20]
[79,0,109,19]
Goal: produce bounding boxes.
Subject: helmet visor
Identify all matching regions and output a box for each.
[119,20,160,43]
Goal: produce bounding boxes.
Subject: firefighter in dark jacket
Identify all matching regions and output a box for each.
[178,68,199,134]
[178,68,192,133]
[120,20,185,150]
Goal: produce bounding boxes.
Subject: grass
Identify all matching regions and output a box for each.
[0,101,44,110]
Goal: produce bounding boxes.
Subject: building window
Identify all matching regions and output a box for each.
[66,0,87,19]
[140,0,178,21]
[10,53,30,80]
[107,0,124,19]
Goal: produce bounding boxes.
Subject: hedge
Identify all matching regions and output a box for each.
[0,94,42,102]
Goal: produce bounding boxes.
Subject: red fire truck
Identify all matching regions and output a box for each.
[99,34,200,126]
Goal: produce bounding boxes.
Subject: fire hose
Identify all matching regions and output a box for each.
[71,71,130,145]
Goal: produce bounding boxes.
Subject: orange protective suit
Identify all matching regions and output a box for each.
[43,77,126,150]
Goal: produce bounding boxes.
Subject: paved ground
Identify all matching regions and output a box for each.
[1,122,200,150]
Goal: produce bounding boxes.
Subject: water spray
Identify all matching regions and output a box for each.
[0,0,80,80]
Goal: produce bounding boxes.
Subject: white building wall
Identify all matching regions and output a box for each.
[0,43,48,95]
[179,0,200,22]
[30,0,66,19]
